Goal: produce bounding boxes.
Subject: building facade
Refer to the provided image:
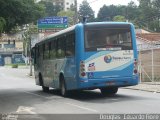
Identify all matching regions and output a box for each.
[43,0,75,11]
[0,33,25,66]
[64,0,75,11]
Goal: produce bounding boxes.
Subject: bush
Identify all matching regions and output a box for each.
[12,64,18,68]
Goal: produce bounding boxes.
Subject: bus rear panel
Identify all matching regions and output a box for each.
[75,22,139,90]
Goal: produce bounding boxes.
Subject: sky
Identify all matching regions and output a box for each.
[77,0,139,17]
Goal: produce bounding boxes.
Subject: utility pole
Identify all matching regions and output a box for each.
[29,33,32,76]
[23,24,33,76]
[126,7,128,22]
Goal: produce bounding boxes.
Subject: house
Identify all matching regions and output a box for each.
[136,31,160,82]
[136,33,160,50]
[0,33,25,66]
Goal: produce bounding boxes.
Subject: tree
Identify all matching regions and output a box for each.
[0,0,45,32]
[152,0,160,32]
[97,5,125,22]
[137,0,158,31]
[78,0,95,22]
[70,1,78,24]
[97,5,110,21]
[57,10,75,26]
[113,15,126,22]
[126,1,140,21]
[39,1,62,17]
[0,17,6,34]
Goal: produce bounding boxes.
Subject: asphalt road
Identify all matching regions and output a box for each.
[0,67,160,119]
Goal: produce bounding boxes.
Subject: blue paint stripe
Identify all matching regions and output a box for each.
[85,51,115,62]
[110,60,133,71]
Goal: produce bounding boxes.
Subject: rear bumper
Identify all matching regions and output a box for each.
[78,75,139,90]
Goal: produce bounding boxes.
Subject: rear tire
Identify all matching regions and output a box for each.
[100,87,118,96]
[60,76,68,97]
[39,74,49,92]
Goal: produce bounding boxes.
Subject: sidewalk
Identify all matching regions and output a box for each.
[124,82,160,93]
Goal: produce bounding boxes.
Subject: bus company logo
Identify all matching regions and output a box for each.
[104,55,112,63]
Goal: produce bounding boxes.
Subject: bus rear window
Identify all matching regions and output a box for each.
[85,27,132,51]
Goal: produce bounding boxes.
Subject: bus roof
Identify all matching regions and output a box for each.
[35,24,77,46]
[84,22,132,25]
[35,22,133,46]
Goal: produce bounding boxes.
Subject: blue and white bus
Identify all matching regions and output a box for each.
[32,22,139,96]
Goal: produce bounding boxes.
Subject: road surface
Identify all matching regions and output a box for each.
[0,67,160,119]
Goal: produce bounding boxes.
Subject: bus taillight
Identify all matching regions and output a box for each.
[80,61,86,77]
[81,72,86,77]
[133,59,138,74]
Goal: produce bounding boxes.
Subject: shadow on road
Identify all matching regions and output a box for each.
[0,88,153,114]
[30,89,150,104]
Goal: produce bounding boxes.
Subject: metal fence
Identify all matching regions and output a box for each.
[138,47,160,83]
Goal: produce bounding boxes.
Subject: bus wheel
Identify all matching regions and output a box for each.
[60,76,68,97]
[39,74,49,92]
[100,87,118,96]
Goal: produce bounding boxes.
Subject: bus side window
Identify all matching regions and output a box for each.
[66,33,75,57]
[34,46,38,64]
[44,42,50,59]
[39,45,43,59]
[48,42,51,59]
[57,37,65,58]
[43,44,45,59]
[50,39,56,59]
[35,46,39,64]
[37,46,40,58]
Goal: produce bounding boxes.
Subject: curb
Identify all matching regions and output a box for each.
[140,83,160,85]
[123,87,160,93]
[26,74,35,78]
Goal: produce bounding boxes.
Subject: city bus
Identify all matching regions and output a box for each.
[32,22,139,96]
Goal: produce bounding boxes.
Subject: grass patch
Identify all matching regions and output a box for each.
[12,64,18,68]
[5,63,26,66]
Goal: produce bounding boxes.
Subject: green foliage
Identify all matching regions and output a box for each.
[12,64,18,68]
[97,5,121,21]
[127,1,140,21]
[29,25,38,34]
[97,0,160,32]
[39,1,62,17]
[138,0,160,32]
[0,0,45,32]
[97,4,131,22]
[0,17,6,34]
[57,10,75,26]
[78,0,95,22]
[113,15,126,22]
